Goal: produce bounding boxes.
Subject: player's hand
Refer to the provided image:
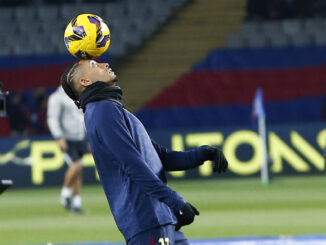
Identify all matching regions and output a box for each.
[203,146,228,173]
[57,138,68,151]
[174,202,199,231]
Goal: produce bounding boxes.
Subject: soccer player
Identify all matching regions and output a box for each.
[47,85,87,213]
[60,60,228,244]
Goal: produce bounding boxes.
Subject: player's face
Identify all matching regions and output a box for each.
[78,59,117,85]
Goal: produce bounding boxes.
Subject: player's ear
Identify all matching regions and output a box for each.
[79,77,93,87]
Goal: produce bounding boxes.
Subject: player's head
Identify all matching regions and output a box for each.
[61,59,117,101]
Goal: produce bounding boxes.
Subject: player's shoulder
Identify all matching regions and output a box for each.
[85,101,124,130]
[95,100,122,111]
[89,100,123,120]
[49,87,63,99]
[49,87,73,106]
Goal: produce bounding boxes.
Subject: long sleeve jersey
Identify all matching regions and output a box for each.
[84,100,206,241]
[47,86,86,141]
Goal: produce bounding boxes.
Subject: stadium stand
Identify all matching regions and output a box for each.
[136,46,326,129]
[3,0,326,135]
[0,0,188,57]
[227,0,326,48]
[227,18,326,48]
[119,0,246,112]
[134,1,326,130]
[0,0,193,136]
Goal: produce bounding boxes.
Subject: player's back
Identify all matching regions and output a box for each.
[84,100,178,241]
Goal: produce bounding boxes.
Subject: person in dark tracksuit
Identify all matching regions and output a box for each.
[60,59,228,245]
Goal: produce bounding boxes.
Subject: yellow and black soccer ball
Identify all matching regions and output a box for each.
[64,14,110,59]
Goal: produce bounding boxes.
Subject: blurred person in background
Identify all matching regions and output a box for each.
[7,92,29,137]
[47,85,87,213]
[29,88,49,135]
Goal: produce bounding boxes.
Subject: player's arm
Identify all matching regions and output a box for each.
[96,103,187,213]
[152,140,206,171]
[47,94,67,150]
[152,140,228,173]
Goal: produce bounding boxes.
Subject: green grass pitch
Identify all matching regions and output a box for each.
[1,176,326,245]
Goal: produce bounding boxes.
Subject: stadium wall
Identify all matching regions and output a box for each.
[0,121,325,188]
[137,46,326,129]
[0,54,112,91]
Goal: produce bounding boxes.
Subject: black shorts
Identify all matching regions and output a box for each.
[63,140,87,165]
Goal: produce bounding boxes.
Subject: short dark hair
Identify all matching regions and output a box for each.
[61,62,80,101]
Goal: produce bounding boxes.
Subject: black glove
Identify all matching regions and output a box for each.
[174,202,199,231]
[203,146,228,173]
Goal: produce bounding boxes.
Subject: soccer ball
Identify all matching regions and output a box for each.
[64,14,110,59]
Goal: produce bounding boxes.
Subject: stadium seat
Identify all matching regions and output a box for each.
[0,23,17,48]
[10,38,33,56]
[269,33,290,47]
[0,8,13,23]
[134,16,158,39]
[40,19,65,35]
[229,18,326,49]
[261,21,282,36]
[241,21,261,36]
[109,32,127,56]
[139,18,157,35]
[0,0,183,57]
[17,20,41,37]
[281,19,303,37]
[60,4,85,23]
[246,33,269,47]
[290,32,312,46]
[49,32,63,49]
[0,44,11,56]
[121,28,143,48]
[103,2,124,20]
[56,41,68,54]
[227,34,246,48]
[146,1,173,24]
[109,43,126,57]
[13,6,36,22]
[321,19,326,31]
[303,18,324,35]
[313,32,326,45]
[0,34,6,46]
[36,5,59,23]
[33,35,57,55]
[0,24,11,36]
[82,3,104,17]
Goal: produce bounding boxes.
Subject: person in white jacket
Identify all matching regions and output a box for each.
[47,86,87,213]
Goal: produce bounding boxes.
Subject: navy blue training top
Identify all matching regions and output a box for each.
[84,100,206,241]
